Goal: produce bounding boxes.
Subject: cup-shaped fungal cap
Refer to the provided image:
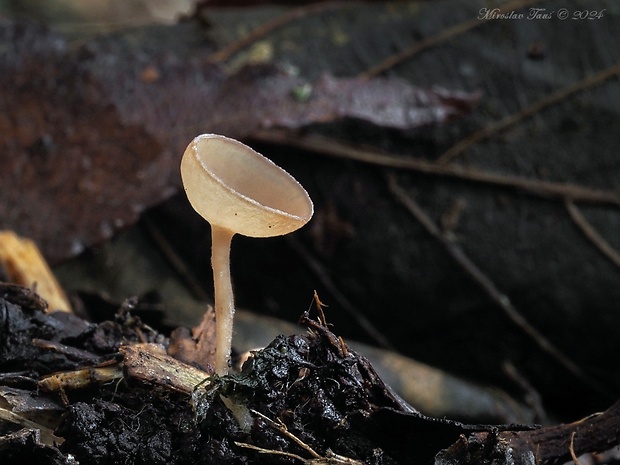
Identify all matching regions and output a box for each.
[181,134,314,237]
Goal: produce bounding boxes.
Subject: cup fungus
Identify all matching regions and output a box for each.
[181,134,314,375]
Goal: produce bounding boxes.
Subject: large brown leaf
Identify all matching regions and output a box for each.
[0,21,175,262]
[0,19,477,264]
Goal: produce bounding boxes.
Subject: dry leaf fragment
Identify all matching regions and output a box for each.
[0,231,72,312]
[168,306,217,373]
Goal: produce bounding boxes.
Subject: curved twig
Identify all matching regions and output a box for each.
[437,62,620,164]
[565,200,620,270]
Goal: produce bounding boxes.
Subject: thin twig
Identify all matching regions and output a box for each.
[360,0,543,79]
[437,62,620,164]
[287,235,395,350]
[313,289,329,327]
[565,200,620,270]
[502,361,546,424]
[234,442,307,463]
[141,217,212,302]
[569,431,584,465]
[207,1,350,64]
[251,409,321,458]
[250,130,620,208]
[386,174,613,399]
[236,410,364,464]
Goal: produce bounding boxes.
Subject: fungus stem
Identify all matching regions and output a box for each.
[210,224,235,375]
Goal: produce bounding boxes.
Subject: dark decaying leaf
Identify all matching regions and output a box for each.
[435,400,620,465]
[0,428,69,465]
[0,284,161,378]
[0,18,478,264]
[0,21,175,264]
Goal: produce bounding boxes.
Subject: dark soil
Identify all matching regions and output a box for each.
[0,283,476,465]
[2,283,619,465]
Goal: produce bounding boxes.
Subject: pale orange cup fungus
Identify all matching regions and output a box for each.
[180,134,314,375]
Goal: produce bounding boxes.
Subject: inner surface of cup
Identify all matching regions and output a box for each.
[182,134,313,237]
